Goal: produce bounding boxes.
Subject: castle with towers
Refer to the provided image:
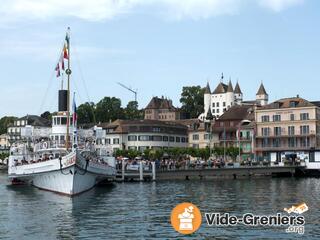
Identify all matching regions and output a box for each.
[199,74,269,121]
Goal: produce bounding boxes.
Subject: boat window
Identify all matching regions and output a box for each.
[61,117,67,125]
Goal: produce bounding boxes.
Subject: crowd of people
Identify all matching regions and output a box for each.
[115,157,272,171]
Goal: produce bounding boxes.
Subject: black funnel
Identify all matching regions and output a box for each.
[58,90,68,111]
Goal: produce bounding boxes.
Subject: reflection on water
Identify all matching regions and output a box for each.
[1,173,320,239]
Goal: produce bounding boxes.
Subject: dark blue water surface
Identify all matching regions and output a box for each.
[0,172,319,239]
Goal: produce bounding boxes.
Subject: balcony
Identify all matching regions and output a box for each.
[256,130,316,138]
[255,144,317,152]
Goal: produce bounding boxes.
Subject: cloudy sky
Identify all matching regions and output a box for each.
[0,0,319,117]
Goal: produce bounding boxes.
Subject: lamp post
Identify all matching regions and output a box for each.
[205,108,214,159]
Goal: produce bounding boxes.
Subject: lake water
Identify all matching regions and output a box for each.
[0,172,319,239]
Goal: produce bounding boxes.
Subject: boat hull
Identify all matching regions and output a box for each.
[8,150,116,196]
[31,165,106,196]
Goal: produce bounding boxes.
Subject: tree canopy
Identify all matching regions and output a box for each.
[95,97,125,123]
[77,102,96,124]
[180,86,205,119]
[0,116,17,135]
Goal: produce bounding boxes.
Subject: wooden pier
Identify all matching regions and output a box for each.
[115,163,305,182]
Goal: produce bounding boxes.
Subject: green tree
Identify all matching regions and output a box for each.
[40,111,52,121]
[180,86,205,118]
[95,97,124,123]
[227,147,240,160]
[124,101,143,120]
[0,116,17,135]
[77,102,96,124]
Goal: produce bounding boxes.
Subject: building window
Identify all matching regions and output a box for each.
[290,114,295,121]
[138,146,149,151]
[217,109,219,113]
[153,135,162,141]
[192,134,199,140]
[288,138,296,147]
[274,127,281,136]
[300,125,309,135]
[106,138,111,144]
[301,137,310,147]
[217,102,220,107]
[169,136,175,142]
[204,134,211,140]
[261,127,270,136]
[262,138,269,148]
[113,138,120,144]
[192,144,199,148]
[223,102,226,107]
[288,126,295,136]
[261,115,270,122]
[273,138,281,147]
[273,115,281,122]
[152,127,161,132]
[290,101,297,108]
[300,113,309,120]
[176,137,181,142]
[163,136,168,142]
[139,135,149,141]
[128,135,137,141]
[212,103,215,107]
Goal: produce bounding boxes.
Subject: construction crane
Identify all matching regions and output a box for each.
[117,82,138,102]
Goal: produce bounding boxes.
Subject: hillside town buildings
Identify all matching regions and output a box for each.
[7,115,51,144]
[144,96,182,121]
[255,97,320,168]
[99,119,188,151]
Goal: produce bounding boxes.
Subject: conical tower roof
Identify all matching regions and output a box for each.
[213,82,228,94]
[205,82,211,94]
[234,82,242,94]
[227,79,233,92]
[206,107,214,120]
[256,83,267,95]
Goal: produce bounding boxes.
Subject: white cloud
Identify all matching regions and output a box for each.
[0,0,305,23]
[258,0,304,12]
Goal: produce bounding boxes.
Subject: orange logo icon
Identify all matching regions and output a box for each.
[171,202,202,235]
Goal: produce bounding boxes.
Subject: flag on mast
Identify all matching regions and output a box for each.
[60,54,65,70]
[55,63,60,77]
[72,93,77,128]
[63,44,69,59]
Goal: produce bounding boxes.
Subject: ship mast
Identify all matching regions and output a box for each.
[65,27,71,150]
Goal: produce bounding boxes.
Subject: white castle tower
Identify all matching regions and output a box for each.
[234,81,243,104]
[226,79,235,109]
[256,83,268,106]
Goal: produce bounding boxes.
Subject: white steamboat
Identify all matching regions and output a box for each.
[8,28,116,196]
